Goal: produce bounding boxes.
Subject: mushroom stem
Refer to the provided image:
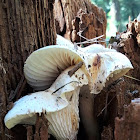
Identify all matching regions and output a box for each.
[79,85,99,140]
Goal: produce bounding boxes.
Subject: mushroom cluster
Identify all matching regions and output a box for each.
[4,35,133,140]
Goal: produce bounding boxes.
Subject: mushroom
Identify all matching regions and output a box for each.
[24,45,88,91]
[5,65,88,140]
[4,35,133,140]
[83,45,133,94]
[137,13,140,21]
[55,35,133,138]
[78,44,133,139]
[5,45,90,140]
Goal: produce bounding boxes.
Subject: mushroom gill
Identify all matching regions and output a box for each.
[24,45,87,91]
[4,66,88,140]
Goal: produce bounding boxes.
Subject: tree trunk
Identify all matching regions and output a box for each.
[2,1,139,140]
[54,0,107,46]
[108,16,140,140]
[0,0,56,140]
[115,98,140,140]
[114,16,140,140]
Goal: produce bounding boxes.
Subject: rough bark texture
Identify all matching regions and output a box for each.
[114,18,140,140]
[1,0,139,140]
[119,20,140,80]
[34,114,48,140]
[54,0,107,46]
[109,17,140,140]
[115,98,140,140]
[0,0,56,140]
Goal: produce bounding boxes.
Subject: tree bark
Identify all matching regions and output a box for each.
[115,98,140,140]
[2,1,139,140]
[108,16,140,140]
[54,0,107,46]
[114,16,140,140]
[0,0,56,140]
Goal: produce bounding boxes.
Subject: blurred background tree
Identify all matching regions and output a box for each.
[91,0,140,38]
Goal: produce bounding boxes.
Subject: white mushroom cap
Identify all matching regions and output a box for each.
[5,66,88,137]
[86,51,133,94]
[4,90,68,129]
[24,45,87,91]
[46,66,88,139]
